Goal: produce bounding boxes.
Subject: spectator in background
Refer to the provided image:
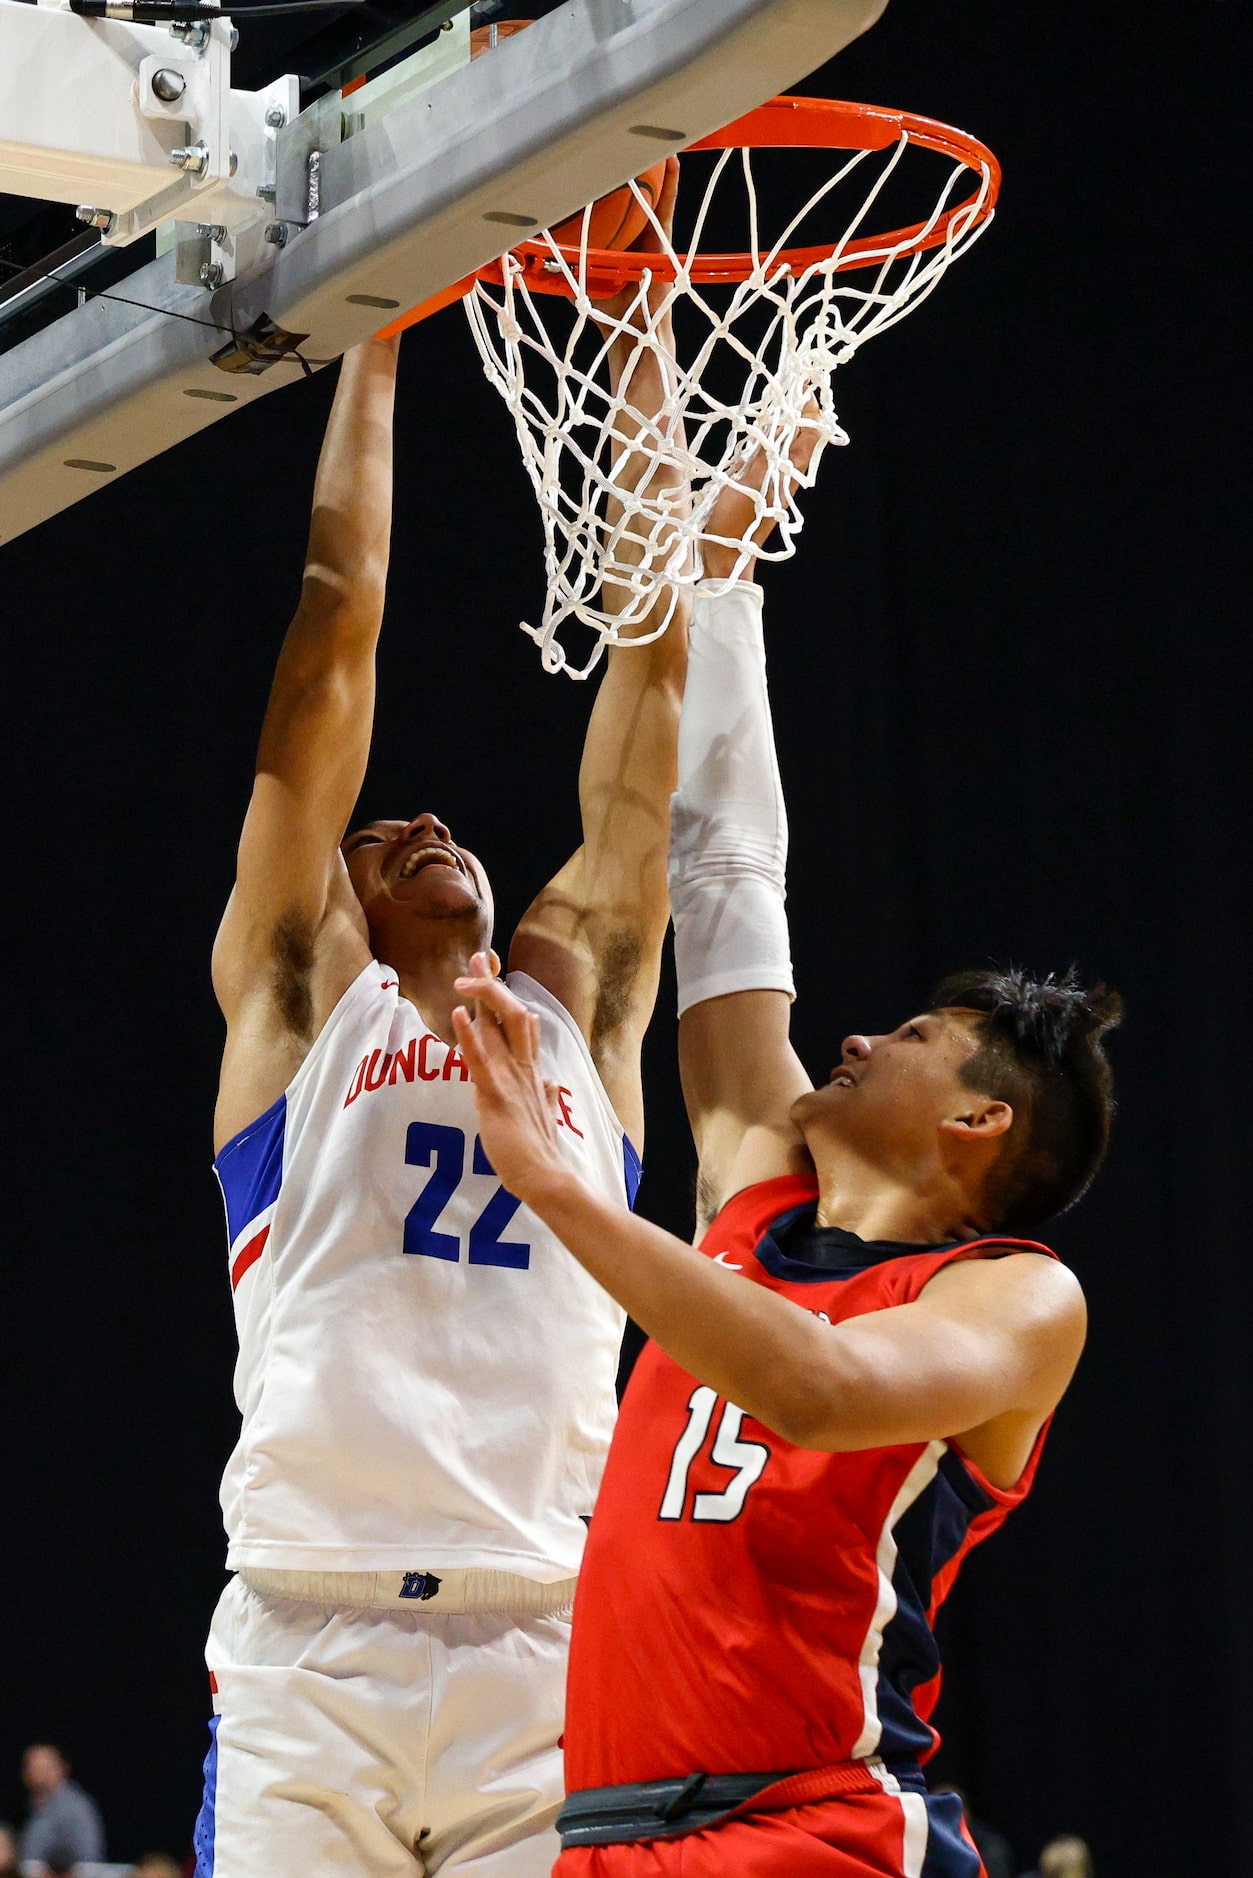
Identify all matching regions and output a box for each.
[1035,1835,1094,1878]
[0,1823,19,1876]
[134,1857,183,1878]
[18,1745,105,1872]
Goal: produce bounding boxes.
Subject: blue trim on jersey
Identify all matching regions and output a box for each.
[213,1094,286,1247]
[192,1713,219,1877]
[875,1450,995,1763]
[623,1135,642,1211]
[752,1203,843,1284]
[753,1203,964,1287]
[748,1195,1004,1766]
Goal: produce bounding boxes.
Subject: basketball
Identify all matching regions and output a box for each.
[549,162,670,253]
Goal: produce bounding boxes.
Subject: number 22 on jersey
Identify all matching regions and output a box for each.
[403,1120,531,1269]
[659,1385,771,1522]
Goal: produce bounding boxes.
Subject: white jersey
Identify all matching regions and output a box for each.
[214,962,638,1579]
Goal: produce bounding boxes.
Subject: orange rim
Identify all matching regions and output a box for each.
[480,96,1000,300]
[374,271,479,340]
[379,95,1000,333]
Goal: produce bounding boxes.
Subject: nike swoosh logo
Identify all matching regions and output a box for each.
[712,1251,744,1270]
[380,980,399,990]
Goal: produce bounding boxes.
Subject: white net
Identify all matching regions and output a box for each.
[465,124,996,678]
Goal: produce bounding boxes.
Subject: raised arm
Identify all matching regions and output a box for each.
[451,968,1086,1487]
[212,337,399,1148]
[667,431,828,1225]
[509,160,689,1149]
[670,579,813,1226]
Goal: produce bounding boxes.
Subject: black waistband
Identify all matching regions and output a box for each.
[556,1765,927,1848]
[557,1773,780,1847]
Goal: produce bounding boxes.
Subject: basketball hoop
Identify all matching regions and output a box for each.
[463,96,1001,677]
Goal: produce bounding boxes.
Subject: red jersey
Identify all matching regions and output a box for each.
[565,1175,1057,1789]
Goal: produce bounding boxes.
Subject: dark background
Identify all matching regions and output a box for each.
[1,1,1249,1871]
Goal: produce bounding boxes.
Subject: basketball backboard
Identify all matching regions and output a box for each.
[0,0,889,545]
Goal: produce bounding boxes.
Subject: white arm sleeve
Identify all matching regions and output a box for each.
[668,579,795,1018]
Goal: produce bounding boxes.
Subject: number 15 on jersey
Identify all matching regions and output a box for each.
[660,1385,771,1523]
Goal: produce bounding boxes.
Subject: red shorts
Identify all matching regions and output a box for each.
[555,1778,985,1878]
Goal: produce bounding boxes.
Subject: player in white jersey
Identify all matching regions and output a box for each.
[195,164,693,1878]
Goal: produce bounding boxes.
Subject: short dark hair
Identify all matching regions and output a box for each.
[930,966,1122,1232]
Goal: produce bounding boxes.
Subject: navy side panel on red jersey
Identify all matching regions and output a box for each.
[565,1175,1055,1791]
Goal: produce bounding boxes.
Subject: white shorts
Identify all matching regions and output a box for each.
[194,1574,572,1876]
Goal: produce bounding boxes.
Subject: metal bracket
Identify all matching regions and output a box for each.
[0,0,892,545]
[275,11,471,227]
[210,311,311,374]
[274,89,341,228]
[174,227,212,286]
[0,0,297,259]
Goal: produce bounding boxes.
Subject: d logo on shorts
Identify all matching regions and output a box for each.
[400,1571,442,1601]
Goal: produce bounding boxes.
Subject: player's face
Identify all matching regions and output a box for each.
[341,814,493,950]
[791,1009,985,1173]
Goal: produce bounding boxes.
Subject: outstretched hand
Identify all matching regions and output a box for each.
[701,393,825,583]
[600,153,681,344]
[595,155,692,602]
[452,956,568,1207]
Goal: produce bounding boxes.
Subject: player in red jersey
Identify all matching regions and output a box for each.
[449,489,1121,1875]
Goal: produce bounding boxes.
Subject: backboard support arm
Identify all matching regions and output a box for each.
[0,0,889,546]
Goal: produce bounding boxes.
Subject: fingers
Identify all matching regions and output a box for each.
[787,395,824,481]
[451,1003,489,1080]
[635,154,680,255]
[454,956,540,1067]
[451,999,523,1088]
[701,390,827,576]
[656,153,680,238]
